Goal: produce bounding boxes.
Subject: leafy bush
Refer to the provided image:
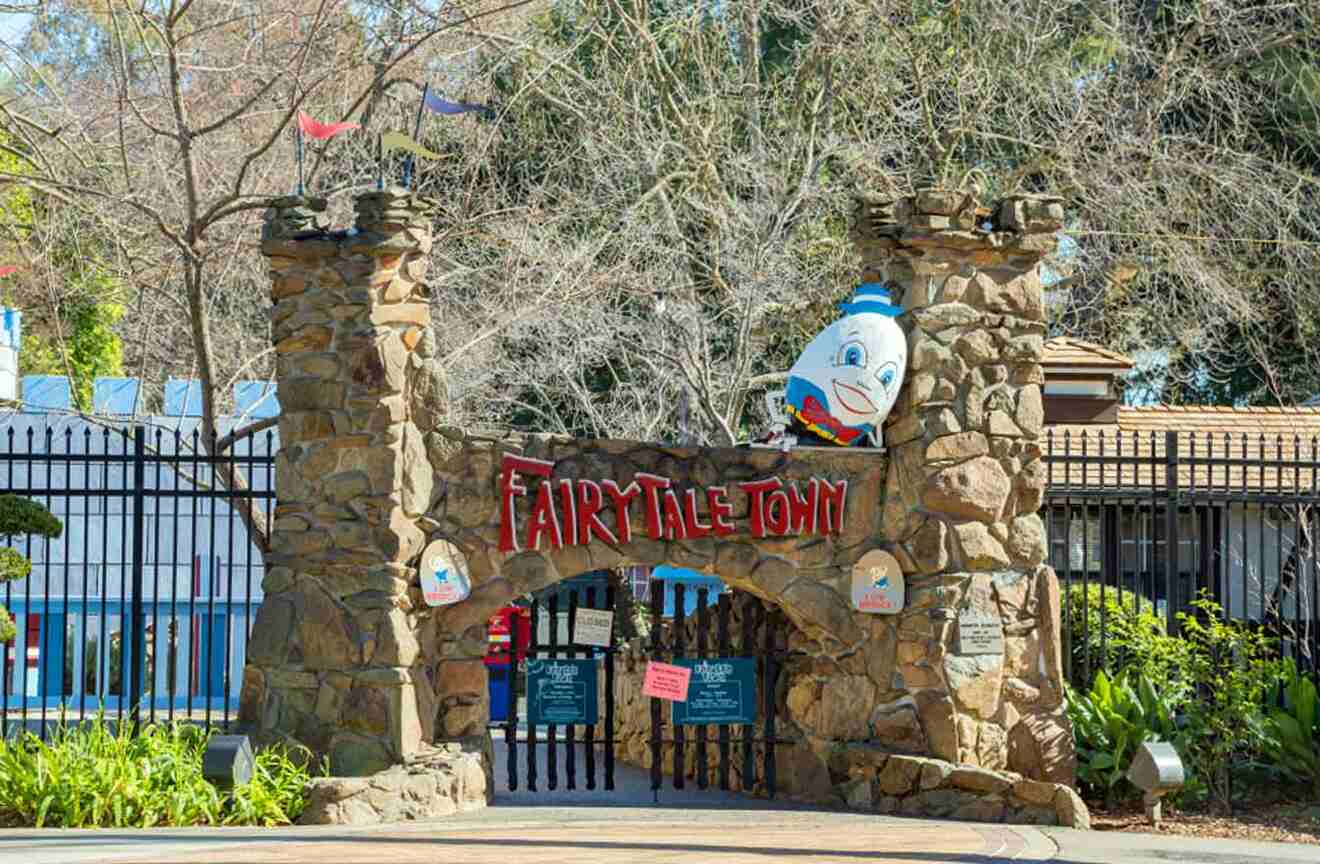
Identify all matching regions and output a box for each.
[1067,670,1188,807]
[1263,658,1320,798]
[1173,598,1284,813]
[0,716,313,827]
[1062,583,1180,688]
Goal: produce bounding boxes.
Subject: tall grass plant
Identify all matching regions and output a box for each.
[0,714,313,827]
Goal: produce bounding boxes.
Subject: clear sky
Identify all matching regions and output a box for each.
[0,12,30,45]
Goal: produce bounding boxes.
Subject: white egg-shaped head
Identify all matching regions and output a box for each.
[783,284,906,446]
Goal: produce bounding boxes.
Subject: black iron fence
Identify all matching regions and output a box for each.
[9,417,1317,738]
[0,418,275,739]
[1042,429,1320,686]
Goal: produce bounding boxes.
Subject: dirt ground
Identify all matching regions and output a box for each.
[1089,799,1320,846]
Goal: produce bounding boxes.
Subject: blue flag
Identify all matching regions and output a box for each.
[424,90,495,119]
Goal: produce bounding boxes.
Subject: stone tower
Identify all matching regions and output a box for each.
[242,189,444,776]
[862,189,1073,783]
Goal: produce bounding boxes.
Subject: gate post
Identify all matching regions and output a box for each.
[241,190,446,776]
[1164,430,1180,634]
[129,425,146,730]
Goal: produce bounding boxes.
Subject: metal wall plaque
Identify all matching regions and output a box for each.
[956,614,1005,655]
[419,539,471,607]
[673,658,756,725]
[526,658,598,725]
[851,549,904,614]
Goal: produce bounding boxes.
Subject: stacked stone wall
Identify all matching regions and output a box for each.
[241,184,1084,828]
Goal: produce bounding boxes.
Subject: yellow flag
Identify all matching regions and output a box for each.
[382,131,443,160]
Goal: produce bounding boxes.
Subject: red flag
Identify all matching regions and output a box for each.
[0,266,19,278]
[297,110,359,141]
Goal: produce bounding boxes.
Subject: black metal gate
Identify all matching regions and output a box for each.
[493,577,788,798]
[499,582,618,792]
[644,580,787,798]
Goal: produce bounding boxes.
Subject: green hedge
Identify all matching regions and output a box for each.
[1062,582,1180,688]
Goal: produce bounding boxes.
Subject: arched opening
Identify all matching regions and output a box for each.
[475,563,819,801]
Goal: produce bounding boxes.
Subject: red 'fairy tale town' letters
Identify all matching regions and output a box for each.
[497,454,847,553]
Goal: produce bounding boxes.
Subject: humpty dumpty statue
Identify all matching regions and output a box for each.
[782,283,905,446]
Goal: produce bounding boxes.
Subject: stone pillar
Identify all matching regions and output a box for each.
[241,189,438,776]
[865,189,1075,785]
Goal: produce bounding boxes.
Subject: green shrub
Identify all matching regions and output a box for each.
[1067,669,1190,807]
[1062,583,1180,688]
[1263,658,1320,798]
[1173,598,1284,813]
[0,715,313,827]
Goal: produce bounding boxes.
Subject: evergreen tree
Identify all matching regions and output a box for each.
[0,496,62,644]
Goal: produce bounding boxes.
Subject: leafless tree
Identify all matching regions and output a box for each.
[2,0,1317,507]
[0,0,544,549]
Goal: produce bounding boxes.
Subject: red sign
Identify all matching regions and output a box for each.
[497,454,847,553]
[643,661,692,702]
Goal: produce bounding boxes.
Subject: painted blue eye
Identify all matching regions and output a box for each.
[837,340,867,368]
[876,363,898,390]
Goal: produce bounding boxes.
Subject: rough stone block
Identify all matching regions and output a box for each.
[1054,785,1091,830]
[923,457,1011,523]
[948,765,1013,795]
[876,755,926,796]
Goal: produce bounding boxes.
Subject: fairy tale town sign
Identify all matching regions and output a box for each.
[498,454,849,552]
[244,186,1085,828]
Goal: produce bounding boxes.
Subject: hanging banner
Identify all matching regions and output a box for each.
[296,110,359,140]
[851,549,904,614]
[642,661,691,702]
[526,658,598,725]
[419,539,471,607]
[672,658,756,725]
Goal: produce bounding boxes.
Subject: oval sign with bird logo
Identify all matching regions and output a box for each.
[851,549,904,614]
[419,539,472,607]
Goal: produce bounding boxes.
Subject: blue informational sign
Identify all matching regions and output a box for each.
[526,658,598,725]
[672,657,756,725]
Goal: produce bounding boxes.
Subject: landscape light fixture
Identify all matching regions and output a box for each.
[1126,740,1185,827]
[202,734,255,791]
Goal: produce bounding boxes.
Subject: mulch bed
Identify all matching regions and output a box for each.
[1088,799,1320,846]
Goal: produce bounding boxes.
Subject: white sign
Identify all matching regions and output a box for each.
[419,539,471,607]
[573,607,614,648]
[957,614,1005,655]
[851,549,904,614]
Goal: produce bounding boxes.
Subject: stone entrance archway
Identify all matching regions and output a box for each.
[242,187,1083,827]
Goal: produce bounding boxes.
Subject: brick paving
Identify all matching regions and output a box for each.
[23,810,1043,864]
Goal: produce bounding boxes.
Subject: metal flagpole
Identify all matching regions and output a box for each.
[377,132,384,190]
[403,83,429,189]
[296,124,305,196]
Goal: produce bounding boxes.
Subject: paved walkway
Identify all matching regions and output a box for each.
[0,743,1314,863]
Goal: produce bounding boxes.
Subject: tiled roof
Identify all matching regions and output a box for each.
[1042,337,1134,370]
[1042,406,1320,494]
